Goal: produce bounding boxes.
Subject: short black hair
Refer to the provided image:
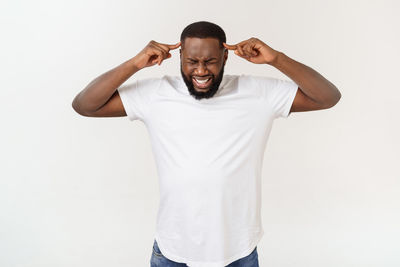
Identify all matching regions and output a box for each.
[180,21,226,49]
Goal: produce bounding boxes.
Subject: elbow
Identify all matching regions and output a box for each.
[332,87,342,107]
[325,88,342,109]
[72,99,79,114]
[72,96,91,116]
[72,96,83,115]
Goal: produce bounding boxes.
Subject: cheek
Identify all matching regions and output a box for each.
[182,64,195,74]
[208,64,222,74]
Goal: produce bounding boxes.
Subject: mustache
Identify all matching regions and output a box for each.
[180,65,225,100]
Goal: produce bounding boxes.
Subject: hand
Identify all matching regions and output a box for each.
[134,40,181,69]
[223,38,279,65]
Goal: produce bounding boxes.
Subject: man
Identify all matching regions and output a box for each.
[72,21,341,267]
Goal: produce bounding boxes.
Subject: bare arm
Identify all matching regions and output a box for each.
[224,38,341,112]
[71,58,140,116]
[72,40,181,117]
[270,52,341,109]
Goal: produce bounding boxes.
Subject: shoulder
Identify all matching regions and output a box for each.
[123,76,170,92]
[234,74,278,97]
[239,75,296,92]
[118,76,165,101]
[157,75,186,89]
[238,74,280,87]
[137,76,164,89]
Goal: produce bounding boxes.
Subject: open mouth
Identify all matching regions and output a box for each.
[192,76,212,90]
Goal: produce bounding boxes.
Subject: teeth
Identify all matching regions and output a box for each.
[194,78,210,84]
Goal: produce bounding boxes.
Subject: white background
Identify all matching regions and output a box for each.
[1,0,399,266]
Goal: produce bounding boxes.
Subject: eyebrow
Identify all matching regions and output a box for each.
[186,57,218,61]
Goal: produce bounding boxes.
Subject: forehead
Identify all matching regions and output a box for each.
[182,37,222,58]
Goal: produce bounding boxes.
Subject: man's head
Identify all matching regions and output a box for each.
[179,21,228,100]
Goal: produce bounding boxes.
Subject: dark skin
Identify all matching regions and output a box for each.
[180,37,228,99]
[72,37,340,117]
[71,40,181,116]
[224,37,341,111]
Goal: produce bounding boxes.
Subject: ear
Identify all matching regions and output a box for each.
[223,48,228,65]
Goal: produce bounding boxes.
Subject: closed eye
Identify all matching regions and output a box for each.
[185,59,217,65]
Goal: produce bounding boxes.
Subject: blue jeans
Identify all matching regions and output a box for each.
[150,239,259,267]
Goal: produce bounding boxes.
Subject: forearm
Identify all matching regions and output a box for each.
[271,52,341,107]
[72,56,141,113]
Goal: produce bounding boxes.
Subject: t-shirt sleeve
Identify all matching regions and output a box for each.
[117,77,160,122]
[255,76,298,119]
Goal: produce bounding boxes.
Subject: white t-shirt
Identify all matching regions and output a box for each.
[118,74,298,267]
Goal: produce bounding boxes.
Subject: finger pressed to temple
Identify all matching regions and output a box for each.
[223,43,237,50]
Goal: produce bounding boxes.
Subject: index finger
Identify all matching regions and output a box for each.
[223,42,237,50]
[165,41,181,50]
[156,41,181,52]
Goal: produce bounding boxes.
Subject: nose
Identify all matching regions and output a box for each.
[194,62,208,76]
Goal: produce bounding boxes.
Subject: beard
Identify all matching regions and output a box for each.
[180,65,225,100]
